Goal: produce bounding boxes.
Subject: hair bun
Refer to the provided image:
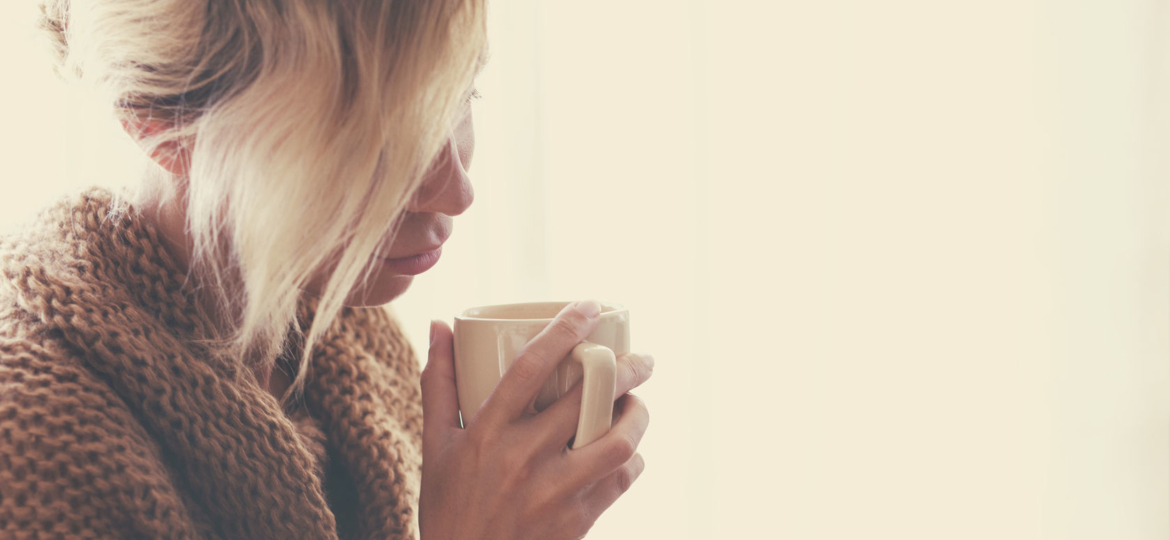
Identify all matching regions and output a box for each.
[38,0,73,78]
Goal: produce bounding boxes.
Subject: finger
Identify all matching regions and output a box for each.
[421,320,461,452]
[562,393,649,485]
[583,452,645,519]
[478,300,602,425]
[528,352,655,451]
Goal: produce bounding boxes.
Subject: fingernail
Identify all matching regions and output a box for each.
[429,320,438,346]
[643,354,655,371]
[575,300,601,319]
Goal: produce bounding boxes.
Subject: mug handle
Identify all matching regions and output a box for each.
[568,342,617,449]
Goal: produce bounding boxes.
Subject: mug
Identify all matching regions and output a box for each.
[453,301,630,449]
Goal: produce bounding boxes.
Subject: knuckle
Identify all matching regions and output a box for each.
[615,463,638,494]
[419,362,441,385]
[607,432,638,465]
[466,426,491,456]
[510,352,544,383]
[626,354,650,386]
[616,355,634,385]
[628,394,650,423]
[551,315,583,339]
[501,446,535,484]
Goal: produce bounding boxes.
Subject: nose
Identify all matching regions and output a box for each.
[408,136,474,216]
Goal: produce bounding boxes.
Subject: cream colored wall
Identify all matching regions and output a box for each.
[3,1,1167,539]
[0,3,142,230]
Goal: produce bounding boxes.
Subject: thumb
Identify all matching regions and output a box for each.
[421,319,461,448]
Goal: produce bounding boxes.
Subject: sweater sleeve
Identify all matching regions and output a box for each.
[0,338,208,540]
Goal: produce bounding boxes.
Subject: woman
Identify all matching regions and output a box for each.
[0,1,652,539]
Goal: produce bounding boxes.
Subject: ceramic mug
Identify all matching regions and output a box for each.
[453,301,630,449]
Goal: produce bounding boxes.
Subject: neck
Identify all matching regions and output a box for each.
[131,170,281,395]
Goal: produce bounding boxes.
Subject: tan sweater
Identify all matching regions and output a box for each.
[0,187,425,540]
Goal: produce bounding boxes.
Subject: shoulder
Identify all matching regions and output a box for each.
[0,301,203,539]
[0,301,138,437]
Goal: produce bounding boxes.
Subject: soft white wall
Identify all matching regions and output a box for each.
[1043,1,1169,537]
[2,1,1167,539]
[0,3,142,230]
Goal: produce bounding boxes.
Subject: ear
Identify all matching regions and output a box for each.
[120,117,191,177]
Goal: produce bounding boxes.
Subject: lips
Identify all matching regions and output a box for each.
[378,246,443,275]
[378,214,451,258]
[387,244,441,259]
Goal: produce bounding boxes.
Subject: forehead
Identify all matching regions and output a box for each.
[474,44,491,77]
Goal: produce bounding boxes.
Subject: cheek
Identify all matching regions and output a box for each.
[304,256,416,307]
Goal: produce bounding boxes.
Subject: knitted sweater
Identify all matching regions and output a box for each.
[0,187,425,540]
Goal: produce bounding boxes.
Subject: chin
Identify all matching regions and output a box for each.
[342,274,415,307]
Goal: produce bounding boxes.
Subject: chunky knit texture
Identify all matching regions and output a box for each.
[0,187,425,539]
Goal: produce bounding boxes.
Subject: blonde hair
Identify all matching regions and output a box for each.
[39,0,487,399]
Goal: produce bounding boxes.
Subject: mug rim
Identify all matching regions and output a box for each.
[455,300,627,323]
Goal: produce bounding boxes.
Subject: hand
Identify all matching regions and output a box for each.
[419,300,653,540]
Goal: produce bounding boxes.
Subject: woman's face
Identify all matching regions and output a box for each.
[323,98,477,307]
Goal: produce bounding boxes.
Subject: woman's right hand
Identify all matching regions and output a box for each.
[419,300,653,540]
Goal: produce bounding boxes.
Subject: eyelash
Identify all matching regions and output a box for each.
[465,88,482,104]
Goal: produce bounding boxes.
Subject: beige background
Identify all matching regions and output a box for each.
[2,1,1167,539]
